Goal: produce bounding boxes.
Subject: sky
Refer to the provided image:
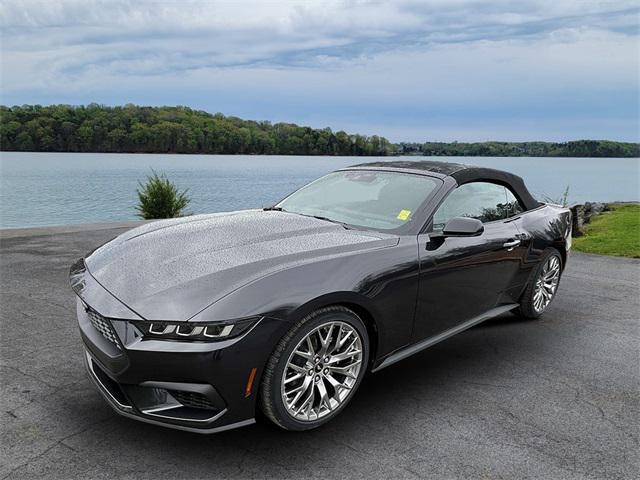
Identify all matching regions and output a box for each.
[1,0,639,142]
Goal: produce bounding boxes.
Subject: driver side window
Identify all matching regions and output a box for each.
[432,182,516,230]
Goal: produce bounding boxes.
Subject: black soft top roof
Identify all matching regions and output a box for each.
[349,160,540,211]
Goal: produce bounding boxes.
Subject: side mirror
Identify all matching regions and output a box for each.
[441,217,484,237]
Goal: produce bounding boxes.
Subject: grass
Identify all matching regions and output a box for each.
[573,203,640,258]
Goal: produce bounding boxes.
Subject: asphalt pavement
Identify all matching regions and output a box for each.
[1,224,638,479]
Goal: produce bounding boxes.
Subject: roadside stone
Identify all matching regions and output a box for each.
[570,202,609,237]
[570,204,586,236]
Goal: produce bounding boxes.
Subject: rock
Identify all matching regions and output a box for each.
[584,202,608,218]
[570,204,586,237]
[569,202,609,237]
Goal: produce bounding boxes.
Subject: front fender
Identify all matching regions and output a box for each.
[191,237,420,359]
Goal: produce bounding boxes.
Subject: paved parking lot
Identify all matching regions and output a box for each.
[1,225,638,479]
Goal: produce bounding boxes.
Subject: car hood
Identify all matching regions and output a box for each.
[85,210,398,321]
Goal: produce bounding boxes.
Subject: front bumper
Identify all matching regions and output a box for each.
[84,350,254,433]
[76,297,288,433]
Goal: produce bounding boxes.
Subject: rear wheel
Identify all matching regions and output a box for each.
[518,248,563,319]
[259,306,369,431]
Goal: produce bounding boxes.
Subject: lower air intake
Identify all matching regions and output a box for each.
[169,390,217,410]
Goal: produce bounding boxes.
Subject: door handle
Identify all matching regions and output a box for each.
[503,239,521,251]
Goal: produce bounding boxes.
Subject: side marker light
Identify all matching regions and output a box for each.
[245,367,258,397]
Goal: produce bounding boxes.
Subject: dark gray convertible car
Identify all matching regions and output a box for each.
[70,161,572,433]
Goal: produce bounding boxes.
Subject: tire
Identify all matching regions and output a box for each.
[259,305,369,431]
[517,248,563,319]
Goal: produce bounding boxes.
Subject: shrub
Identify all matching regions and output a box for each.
[136,170,191,219]
[541,185,570,207]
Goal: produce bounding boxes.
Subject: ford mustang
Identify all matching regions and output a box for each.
[69,161,572,433]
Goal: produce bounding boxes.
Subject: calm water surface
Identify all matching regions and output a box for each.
[1,152,638,228]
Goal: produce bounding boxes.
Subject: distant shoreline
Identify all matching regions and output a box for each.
[1,151,638,159]
[2,105,639,158]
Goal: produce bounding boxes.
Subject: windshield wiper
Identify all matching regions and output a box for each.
[309,214,336,223]
[304,214,354,230]
[265,207,354,230]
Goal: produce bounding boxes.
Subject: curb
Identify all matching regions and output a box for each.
[0,220,148,240]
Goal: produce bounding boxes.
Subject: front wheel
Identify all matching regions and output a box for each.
[518,248,563,319]
[259,306,369,431]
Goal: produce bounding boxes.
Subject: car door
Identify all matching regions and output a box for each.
[412,181,527,341]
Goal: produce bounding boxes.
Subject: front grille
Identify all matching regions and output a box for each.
[86,307,121,349]
[169,390,217,410]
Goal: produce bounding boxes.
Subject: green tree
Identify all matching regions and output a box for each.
[1,104,638,157]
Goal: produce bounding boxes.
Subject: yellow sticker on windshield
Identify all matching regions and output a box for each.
[397,209,412,221]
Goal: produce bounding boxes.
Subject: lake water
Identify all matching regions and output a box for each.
[1,152,638,229]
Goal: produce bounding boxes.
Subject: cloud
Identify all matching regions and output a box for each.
[1,0,638,141]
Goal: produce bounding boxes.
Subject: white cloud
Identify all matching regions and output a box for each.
[0,0,638,141]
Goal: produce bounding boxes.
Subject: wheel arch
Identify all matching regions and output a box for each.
[552,239,568,271]
[286,292,382,370]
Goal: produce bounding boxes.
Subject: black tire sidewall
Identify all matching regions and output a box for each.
[264,307,369,431]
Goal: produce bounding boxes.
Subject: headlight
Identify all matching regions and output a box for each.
[69,258,87,294]
[131,317,260,342]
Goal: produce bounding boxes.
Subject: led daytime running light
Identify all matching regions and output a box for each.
[133,317,258,342]
[148,324,233,338]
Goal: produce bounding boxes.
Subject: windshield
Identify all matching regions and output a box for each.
[277,170,440,231]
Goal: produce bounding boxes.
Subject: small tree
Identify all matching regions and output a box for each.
[136,170,191,219]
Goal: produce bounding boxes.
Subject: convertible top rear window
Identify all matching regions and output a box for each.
[277,170,440,231]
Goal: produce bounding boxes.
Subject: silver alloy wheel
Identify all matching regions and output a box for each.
[281,321,363,421]
[533,255,561,313]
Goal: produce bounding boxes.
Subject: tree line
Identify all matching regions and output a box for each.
[396,140,639,158]
[1,104,638,157]
[0,104,392,156]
